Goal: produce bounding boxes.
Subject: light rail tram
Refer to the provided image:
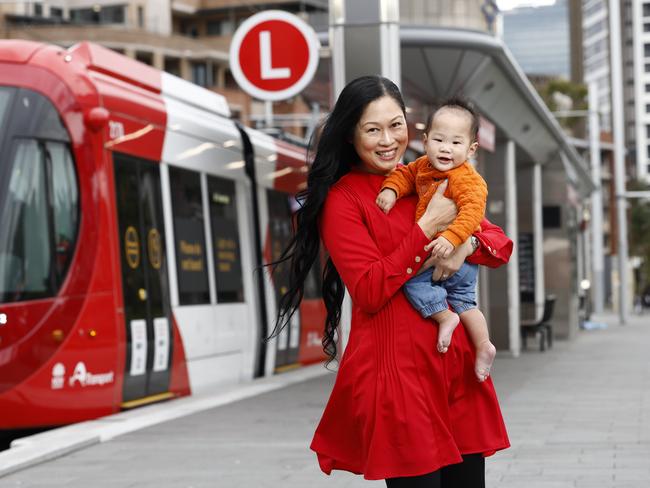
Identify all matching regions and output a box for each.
[0,40,326,431]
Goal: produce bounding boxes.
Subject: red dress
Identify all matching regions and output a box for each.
[310,169,511,480]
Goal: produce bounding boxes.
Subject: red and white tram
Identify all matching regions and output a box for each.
[0,40,326,430]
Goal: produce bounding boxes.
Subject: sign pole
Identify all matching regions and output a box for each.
[264,100,273,128]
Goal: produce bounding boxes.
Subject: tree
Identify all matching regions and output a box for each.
[534,78,588,133]
[628,179,650,295]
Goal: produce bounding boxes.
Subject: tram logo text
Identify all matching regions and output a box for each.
[50,361,115,389]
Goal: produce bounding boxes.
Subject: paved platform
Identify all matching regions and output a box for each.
[0,312,648,487]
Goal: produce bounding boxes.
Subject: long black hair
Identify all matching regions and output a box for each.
[268,76,406,365]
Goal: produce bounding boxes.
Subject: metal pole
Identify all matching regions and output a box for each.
[608,0,629,324]
[264,100,273,128]
[533,162,545,322]
[588,81,605,314]
[505,140,520,357]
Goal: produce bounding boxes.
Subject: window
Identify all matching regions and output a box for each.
[70,4,125,24]
[647,146,650,159]
[645,44,650,58]
[170,168,209,305]
[33,3,43,16]
[0,87,78,304]
[206,20,222,36]
[644,4,650,17]
[164,57,181,77]
[0,141,51,300]
[50,7,63,19]
[543,206,561,229]
[208,176,244,303]
[48,142,79,281]
[645,83,650,93]
[135,51,153,66]
[646,104,650,113]
[192,62,208,87]
[646,125,650,138]
[137,6,144,27]
[645,23,650,32]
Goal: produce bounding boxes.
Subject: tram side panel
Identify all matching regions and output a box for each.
[160,86,259,394]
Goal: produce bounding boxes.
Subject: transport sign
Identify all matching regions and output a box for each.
[229,10,320,101]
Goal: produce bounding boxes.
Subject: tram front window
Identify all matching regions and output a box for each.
[0,141,51,300]
[0,86,78,303]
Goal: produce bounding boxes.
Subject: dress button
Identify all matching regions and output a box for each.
[415,256,421,263]
[406,267,413,274]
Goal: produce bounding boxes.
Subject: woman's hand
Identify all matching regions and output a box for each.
[416,180,457,239]
[418,237,474,281]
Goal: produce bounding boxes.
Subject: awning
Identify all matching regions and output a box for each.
[399,26,594,197]
[319,26,595,197]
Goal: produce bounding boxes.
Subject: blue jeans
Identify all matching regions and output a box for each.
[403,262,478,318]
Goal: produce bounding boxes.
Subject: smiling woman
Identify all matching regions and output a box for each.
[268,75,511,486]
[352,97,408,176]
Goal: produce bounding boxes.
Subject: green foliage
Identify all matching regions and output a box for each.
[628,179,650,292]
[537,79,588,130]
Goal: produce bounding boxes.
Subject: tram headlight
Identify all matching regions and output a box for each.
[0,313,7,325]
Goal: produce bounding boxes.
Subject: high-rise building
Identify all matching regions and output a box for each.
[502,0,571,79]
[631,0,650,180]
[582,0,612,132]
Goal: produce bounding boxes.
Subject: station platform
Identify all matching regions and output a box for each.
[1,312,649,487]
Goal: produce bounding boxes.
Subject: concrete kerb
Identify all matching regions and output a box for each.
[0,363,329,478]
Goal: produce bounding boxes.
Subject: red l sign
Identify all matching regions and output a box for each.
[229,10,320,101]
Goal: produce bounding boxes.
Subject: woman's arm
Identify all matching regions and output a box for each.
[320,184,454,314]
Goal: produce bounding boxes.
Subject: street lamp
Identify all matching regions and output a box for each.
[552,81,605,316]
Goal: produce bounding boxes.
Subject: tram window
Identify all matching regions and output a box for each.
[48,142,79,281]
[0,88,12,132]
[170,167,210,305]
[303,260,322,300]
[0,141,52,301]
[208,176,244,303]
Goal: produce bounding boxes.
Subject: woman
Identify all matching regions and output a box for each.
[273,76,510,487]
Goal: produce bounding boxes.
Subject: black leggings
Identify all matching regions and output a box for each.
[385,454,485,488]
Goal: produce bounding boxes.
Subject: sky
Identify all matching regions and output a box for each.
[497,0,557,11]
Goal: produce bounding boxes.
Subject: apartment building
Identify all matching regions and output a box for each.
[0,1,329,129]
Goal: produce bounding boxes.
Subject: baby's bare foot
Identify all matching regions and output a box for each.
[434,311,460,354]
[475,341,497,382]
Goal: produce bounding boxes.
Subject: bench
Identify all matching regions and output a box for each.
[520,294,556,352]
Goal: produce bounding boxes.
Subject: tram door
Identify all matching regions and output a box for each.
[114,153,173,404]
[266,189,300,369]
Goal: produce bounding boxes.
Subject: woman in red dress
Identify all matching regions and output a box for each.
[272,76,510,487]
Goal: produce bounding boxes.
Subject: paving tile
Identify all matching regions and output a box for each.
[1,313,650,487]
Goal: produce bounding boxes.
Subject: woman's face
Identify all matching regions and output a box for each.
[352,95,408,175]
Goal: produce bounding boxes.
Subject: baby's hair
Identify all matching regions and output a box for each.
[423,96,480,141]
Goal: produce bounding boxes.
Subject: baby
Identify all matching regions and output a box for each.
[376,98,497,382]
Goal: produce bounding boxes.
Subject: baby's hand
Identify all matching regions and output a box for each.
[376,189,397,214]
[427,236,455,258]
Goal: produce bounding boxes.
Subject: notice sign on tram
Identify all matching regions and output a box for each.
[229,10,320,101]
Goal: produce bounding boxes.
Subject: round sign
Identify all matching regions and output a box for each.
[148,228,162,270]
[229,10,320,101]
[124,226,140,269]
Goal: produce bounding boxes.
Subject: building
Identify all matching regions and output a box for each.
[502,0,572,79]
[0,0,329,132]
[631,0,650,181]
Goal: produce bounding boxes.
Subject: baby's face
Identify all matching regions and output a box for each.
[423,108,478,172]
